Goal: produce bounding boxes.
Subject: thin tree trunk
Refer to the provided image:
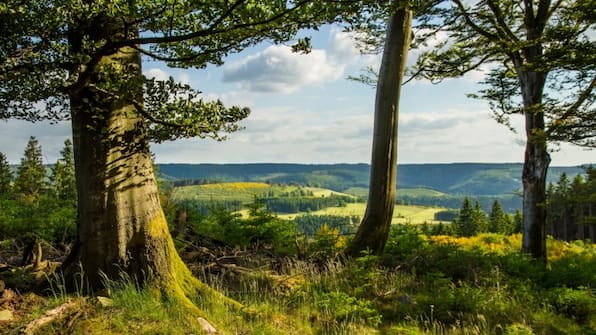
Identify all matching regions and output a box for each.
[347,7,412,256]
[519,70,550,261]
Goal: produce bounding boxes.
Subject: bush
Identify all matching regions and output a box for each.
[547,287,596,325]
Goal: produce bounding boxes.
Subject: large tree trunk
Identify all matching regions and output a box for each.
[519,70,550,262]
[61,18,239,312]
[347,8,412,256]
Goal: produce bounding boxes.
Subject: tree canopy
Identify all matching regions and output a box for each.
[413,0,595,146]
[1,1,357,141]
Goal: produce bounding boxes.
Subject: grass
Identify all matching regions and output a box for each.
[344,187,448,198]
[172,182,353,203]
[278,203,447,225]
[174,182,446,224]
[5,232,595,334]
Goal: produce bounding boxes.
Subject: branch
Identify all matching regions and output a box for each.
[132,99,214,134]
[486,0,519,42]
[133,45,219,63]
[546,76,596,136]
[451,0,499,41]
[113,0,313,48]
[546,0,564,21]
[535,0,552,33]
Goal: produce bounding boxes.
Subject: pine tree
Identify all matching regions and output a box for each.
[513,209,523,234]
[455,197,475,237]
[472,201,488,234]
[0,152,12,196]
[51,139,76,202]
[14,137,46,198]
[488,200,512,234]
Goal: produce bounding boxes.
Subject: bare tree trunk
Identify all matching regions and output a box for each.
[347,7,412,256]
[518,68,550,262]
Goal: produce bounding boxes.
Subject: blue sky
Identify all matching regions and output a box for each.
[1,25,593,166]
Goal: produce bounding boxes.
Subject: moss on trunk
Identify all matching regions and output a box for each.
[61,17,242,317]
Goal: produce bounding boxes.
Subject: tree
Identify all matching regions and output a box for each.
[413,0,595,261]
[454,197,479,236]
[488,199,512,234]
[347,1,413,256]
[0,152,12,196]
[14,136,46,199]
[513,209,523,234]
[1,0,358,307]
[472,201,488,233]
[546,169,596,241]
[51,139,77,202]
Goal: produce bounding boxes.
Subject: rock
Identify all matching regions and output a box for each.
[197,317,218,334]
[0,309,13,322]
[96,296,114,307]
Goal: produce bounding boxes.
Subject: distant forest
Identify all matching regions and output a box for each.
[158,163,588,212]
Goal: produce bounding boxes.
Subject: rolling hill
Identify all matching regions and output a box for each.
[158,162,587,196]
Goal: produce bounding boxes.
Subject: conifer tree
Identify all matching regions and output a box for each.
[472,201,488,233]
[489,200,512,234]
[51,139,76,202]
[0,152,12,196]
[14,137,46,198]
[455,197,475,236]
[513,209,523,234]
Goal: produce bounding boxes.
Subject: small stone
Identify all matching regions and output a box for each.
[96,296,114,307]
[0,309,13,321]
[197,317,218,334]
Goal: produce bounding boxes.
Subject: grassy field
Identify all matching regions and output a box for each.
[173,182,352,201]
[277,203,446,225]
[344,187,448,198]
[174,182,446,224]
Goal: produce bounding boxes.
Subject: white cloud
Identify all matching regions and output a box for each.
[223,45,344,93]
[145,68,169,81]
[144,68,192,85]
[397,110,526,163]
[328,28,361,61]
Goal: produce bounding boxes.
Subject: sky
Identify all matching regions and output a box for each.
[1,26,594,166]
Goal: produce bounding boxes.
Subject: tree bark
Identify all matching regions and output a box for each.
[61,18,241,312]
[347,7,412,256]
[518,68,550,262]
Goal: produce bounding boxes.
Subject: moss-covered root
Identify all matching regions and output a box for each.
[147,212,246,317]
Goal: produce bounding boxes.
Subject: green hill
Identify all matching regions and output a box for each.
[159,163,587,195]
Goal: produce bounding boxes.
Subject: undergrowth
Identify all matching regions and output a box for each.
[2,225,595,334]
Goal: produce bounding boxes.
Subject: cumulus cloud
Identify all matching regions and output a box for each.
[144,67,192,85]
[397,110,525,163]
[328,28,361,61]
[145,68,169,81]
[223,45,344,93]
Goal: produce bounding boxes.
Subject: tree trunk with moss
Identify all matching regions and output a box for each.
[347,8,412,256]
[61,19,236,309]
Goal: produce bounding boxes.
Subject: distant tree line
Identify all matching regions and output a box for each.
[546,169,596,242]
[294,214,359,236]
[0,137,77,245]
[263,195,356,214]
[428,198,523,237]
[398,194,522,213]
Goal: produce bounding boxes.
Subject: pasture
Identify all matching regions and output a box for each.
[173,182,447,224]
